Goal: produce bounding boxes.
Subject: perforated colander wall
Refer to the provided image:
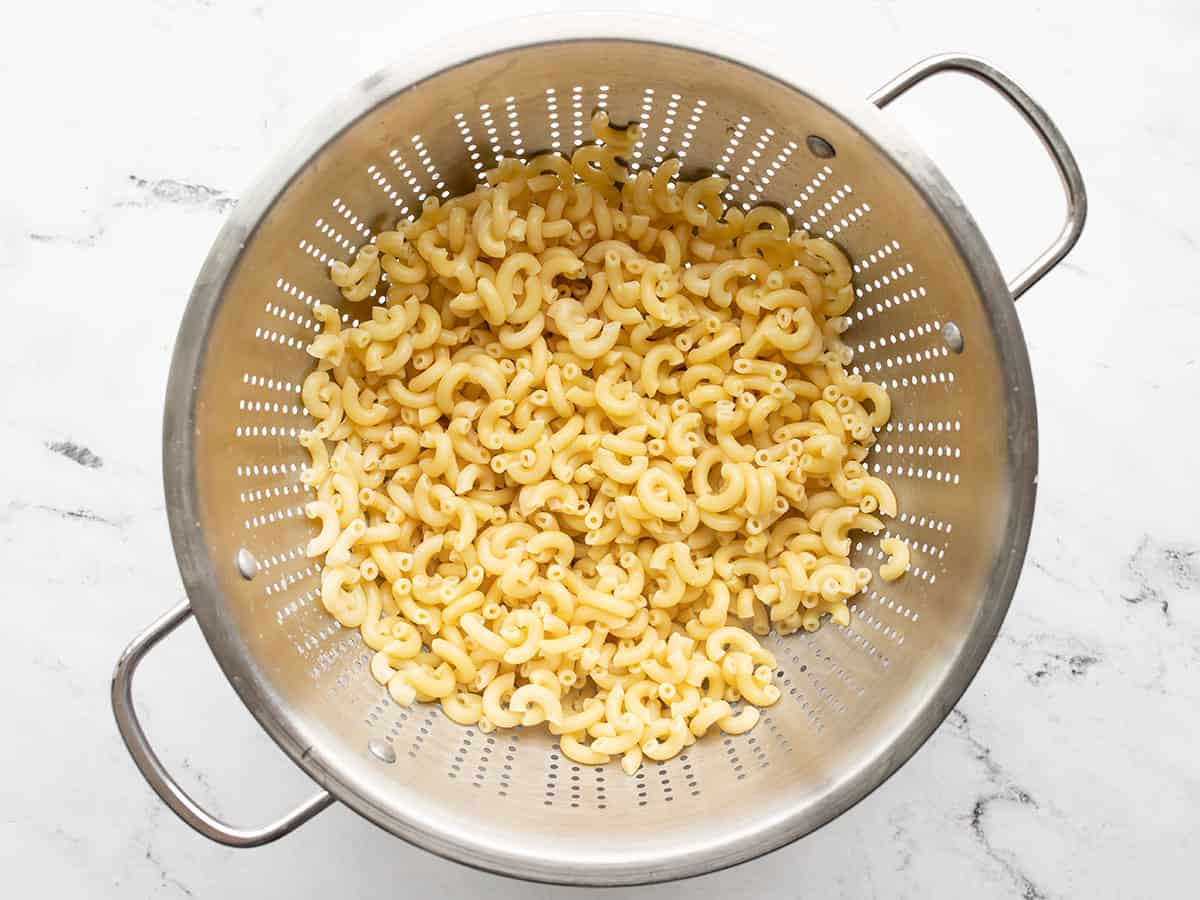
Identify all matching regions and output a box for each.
[243,93,945,767]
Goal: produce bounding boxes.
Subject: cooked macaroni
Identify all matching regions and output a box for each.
[298,111,900,771]
[878,536,911,581]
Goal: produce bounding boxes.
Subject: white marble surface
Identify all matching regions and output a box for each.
[3,0,1198,896]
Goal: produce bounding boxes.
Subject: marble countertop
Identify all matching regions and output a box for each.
[3,0,1197,896]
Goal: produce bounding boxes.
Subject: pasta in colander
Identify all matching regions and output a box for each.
[298,112,902,772]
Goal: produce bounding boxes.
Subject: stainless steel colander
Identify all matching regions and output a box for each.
[111,16,1086,886]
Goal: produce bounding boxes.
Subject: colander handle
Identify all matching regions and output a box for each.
[870,54,1088,300]
[111,600,335,847]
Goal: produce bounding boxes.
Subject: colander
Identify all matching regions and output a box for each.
[111,16,1086,886]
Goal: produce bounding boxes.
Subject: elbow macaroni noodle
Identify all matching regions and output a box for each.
[878,537,911,581]
[298,112,902,772]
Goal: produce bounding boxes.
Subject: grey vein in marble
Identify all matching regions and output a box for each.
[1026,651,1100,685]
[144,845,195,898]
[123,175,237,212]
[33,504,118,526]
[1122,534,1199,620]
[947,710,1045,900]
[28,227,107,248]
[45,440,103,469]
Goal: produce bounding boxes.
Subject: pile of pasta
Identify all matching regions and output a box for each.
[299,112,907,773]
